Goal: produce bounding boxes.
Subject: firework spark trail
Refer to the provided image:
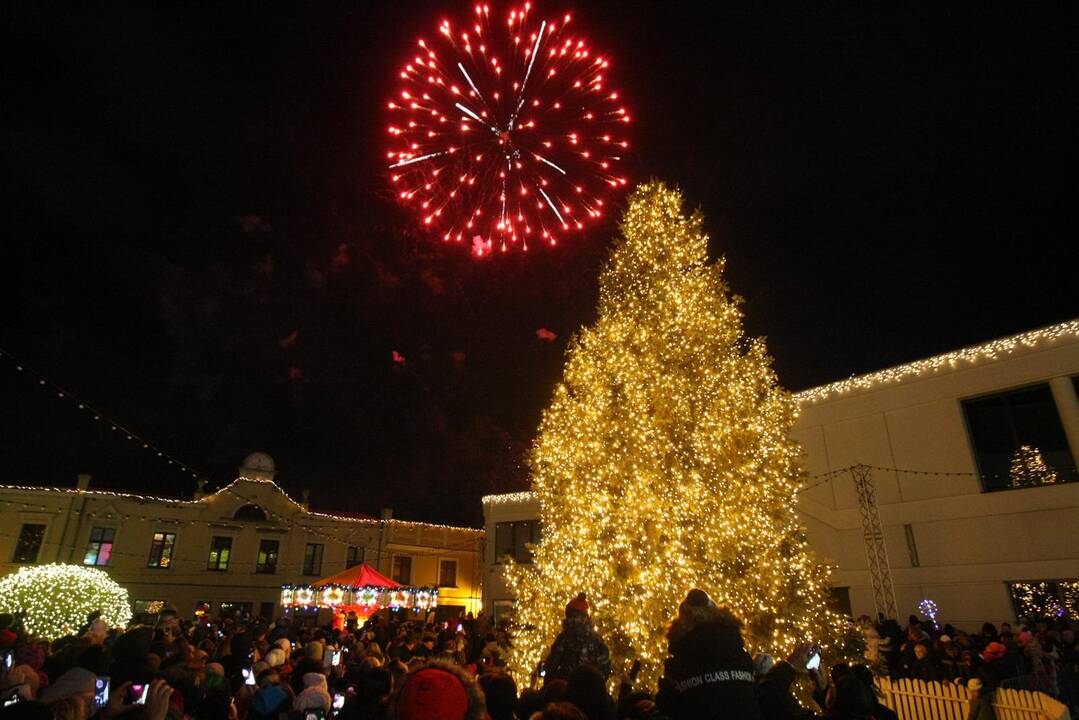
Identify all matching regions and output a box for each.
[386,3,631,254]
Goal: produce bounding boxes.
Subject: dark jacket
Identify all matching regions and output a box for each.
[757,661,815,720]
[909,656,939,682]
[656,605,763,720]
[871,702,898,720]
[544,616,612,682]
[966,693,996,720]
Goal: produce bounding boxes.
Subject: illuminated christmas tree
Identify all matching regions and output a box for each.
[0,564,131,640]
[1009,445,1058,488]
[506,181,849,689]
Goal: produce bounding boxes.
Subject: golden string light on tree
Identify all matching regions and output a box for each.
[505,181,852,690]
[0,564,132,640]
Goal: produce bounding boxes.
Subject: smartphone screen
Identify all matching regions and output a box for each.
[332,693,345,710]
[2,651,12,672]
[806,650,821,671]
[94,677,110,708]
[332,651,342,667]
[128,684,149,705]
[243,667,256,686]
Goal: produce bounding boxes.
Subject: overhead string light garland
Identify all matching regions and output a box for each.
[0,347,200,479]
[387,2,631,256]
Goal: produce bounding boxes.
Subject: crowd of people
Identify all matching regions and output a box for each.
[862,612,1078,707]
[0,590,1076,720]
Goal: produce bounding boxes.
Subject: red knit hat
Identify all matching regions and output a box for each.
[982,642,1007,661]
[566,592,589,618]
[394,666,471,720]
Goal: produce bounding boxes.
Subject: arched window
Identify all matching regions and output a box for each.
[233,504,268,521]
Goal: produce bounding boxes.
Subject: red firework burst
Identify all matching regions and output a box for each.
[387,3,631,256]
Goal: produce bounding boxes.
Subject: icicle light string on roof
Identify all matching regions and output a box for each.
[794,318,1079,405]
[0,347,200,479]
[218,483,484,538]
[0,483,482,554]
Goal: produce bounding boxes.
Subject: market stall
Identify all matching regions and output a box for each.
[280,563,438,628]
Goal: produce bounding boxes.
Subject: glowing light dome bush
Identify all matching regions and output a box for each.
[0,564,132,640]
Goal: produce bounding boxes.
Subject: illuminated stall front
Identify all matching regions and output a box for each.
[280,562,438,628]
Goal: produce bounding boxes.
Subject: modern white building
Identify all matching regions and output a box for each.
[482,319,1079,629]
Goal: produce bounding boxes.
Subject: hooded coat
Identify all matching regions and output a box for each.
[656,604,763,720]
[544,616,612,682]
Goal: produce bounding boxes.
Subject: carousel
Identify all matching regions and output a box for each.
[279,563,438,629]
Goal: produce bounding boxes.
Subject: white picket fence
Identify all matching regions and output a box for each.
[874,677,1071,720]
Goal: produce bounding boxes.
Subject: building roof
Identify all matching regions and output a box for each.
[794,318,1078,405]
[0,475,483,533]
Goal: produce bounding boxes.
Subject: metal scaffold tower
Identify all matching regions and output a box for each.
[851,464,898,619]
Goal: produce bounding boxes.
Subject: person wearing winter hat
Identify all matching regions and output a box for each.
[39,668,96,705]
[980,642,1007,663]
[752,653,775,680]
[264,648,286,669]
[250,676,290,720]
[756,643,815,720]
[542,593,611,682]
[391,660,486,720]
[294,672,332,713]
[305,640,325,663]
[966,677,996,720]
[566,593,590,619]
[656,589,761,720]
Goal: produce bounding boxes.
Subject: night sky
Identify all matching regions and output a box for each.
[3,3,1075,526]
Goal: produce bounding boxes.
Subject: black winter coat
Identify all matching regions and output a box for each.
[757,661,815,720]
[656,607,763,720]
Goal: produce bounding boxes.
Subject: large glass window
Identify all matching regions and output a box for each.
[83,527,116,566]
[147,532,176,568]
[256,539,279,574]
[207,536,232,571]
[963,384,1076,490]
[1008,579,1079,620]
[392,555,413,585]
[494,520,540,563]
[346,546,363,568]
[13,524,46,563]
[303,543,324,576]
[219,602,253,619]
[439,559,458,587]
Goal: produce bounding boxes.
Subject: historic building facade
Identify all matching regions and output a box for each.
[483,319,1079,628]
[0,453,484,620]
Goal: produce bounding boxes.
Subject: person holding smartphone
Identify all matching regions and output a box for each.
[757,641,820,719]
